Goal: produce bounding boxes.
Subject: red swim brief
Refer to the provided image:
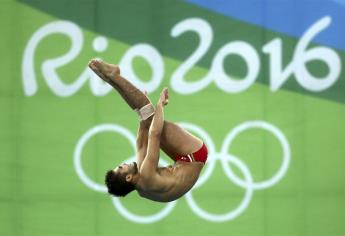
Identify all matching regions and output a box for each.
[175,143,208,164]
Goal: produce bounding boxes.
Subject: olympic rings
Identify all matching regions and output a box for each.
[73,120,291,223]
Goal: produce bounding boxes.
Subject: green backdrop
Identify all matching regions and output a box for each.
[1,0,345,235]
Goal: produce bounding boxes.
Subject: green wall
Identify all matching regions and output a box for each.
[1,0,345,235]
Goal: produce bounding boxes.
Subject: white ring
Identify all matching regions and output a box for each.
[185,153,253,222]
[221,120,291,190]
[73,124,136,192]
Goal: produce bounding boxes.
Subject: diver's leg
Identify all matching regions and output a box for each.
[89,59,202,157]
[88,59,150,111]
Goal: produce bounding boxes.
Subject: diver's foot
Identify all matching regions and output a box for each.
[88,59,120,83]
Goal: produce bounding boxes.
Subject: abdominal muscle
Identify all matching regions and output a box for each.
[138,161,204,202]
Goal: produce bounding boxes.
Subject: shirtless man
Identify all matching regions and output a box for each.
[88,59,208,202]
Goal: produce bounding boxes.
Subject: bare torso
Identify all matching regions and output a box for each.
[137,161,204,202]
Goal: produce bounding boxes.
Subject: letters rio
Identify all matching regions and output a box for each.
[22,16,341,96]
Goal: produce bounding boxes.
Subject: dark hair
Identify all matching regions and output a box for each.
[105,170,135,197]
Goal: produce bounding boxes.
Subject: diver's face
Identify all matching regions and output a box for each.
[113,162,138,176]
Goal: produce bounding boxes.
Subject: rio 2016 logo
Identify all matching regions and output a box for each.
[23,16,338,223]
[73,121,291,223]
[22,16,341,97]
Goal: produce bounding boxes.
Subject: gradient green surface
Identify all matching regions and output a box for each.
[1,1,345,236]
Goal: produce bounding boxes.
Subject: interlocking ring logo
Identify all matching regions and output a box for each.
[73,120,291,223]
